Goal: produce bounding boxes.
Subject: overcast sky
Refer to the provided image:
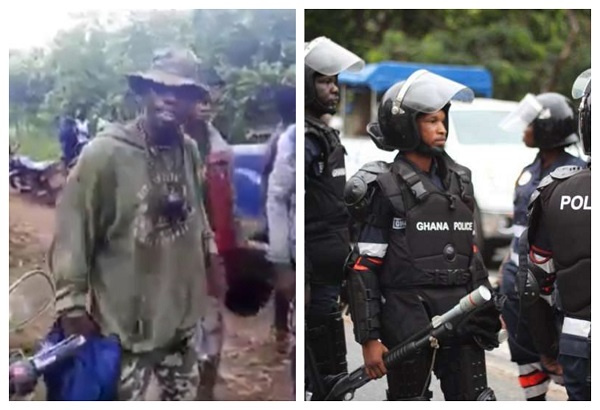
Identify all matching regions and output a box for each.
[6,9,150,51]
[7,10,82,50]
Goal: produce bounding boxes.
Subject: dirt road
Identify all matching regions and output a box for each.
[8,193,293,400]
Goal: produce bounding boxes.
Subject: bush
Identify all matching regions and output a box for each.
[10,124,60,161]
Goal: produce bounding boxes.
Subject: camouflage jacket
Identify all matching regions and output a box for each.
[51,118,215,352]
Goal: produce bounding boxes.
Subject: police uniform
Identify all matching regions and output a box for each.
[519,69,592,401]
[345,70,500,401]
[523,163,591,400]
[501,151,584,398]
[304,38,364,385]
[305,115,350,376]
[348,153,496,400]
[498,88,589,400]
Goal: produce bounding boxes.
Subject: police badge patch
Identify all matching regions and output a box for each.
[517,170,532,186]
[317,161,325,174]
[392,217,406,230]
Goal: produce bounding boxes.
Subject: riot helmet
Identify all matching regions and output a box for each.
[499,92,578,149]
[572,68,591,155]
[304,37,364,116]
[369,69,474,153]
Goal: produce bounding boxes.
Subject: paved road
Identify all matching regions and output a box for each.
[344,318,567,401]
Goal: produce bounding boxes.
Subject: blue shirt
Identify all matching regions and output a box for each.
[509,150,585,261]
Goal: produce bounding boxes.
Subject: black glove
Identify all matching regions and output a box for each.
[457,294,504,350]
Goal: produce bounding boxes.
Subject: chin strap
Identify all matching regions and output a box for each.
[414,139,444,157]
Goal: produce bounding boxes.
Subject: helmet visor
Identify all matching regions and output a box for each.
[305,37,365,76]
[572,68,591,99]
[396,70,474,114]
[499,93,543,133]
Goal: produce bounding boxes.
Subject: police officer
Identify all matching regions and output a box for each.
[304,37,364,383]
[344,70,501,400]
[519,69,591,401]
[498,92,585,400]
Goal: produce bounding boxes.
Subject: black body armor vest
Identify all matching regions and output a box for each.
[305,117,349,236]
[529,165,591,320]
[376,155,485,289]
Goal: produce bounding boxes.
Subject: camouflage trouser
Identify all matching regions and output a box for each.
[119,337,199,401]
[194,296,224,400]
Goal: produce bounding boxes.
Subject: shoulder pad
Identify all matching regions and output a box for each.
[528,174,555,208]
[528,188,542,209]
[529,165,583,208]
[304,124,320,138]
[549,165,583,180]
[448,161,472,181]
[443,153,472,182]
[358,160,392,175]
[305,118,340,155]
[305,117,337,136]
[537,174,554,190]
[344,161,390,207]
[304,118,320,137]
[528,174,554,208]
[344,175,369,207]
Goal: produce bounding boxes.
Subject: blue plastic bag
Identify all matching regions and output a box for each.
[42,321,121,401]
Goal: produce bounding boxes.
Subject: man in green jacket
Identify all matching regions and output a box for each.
[50,48,217,400]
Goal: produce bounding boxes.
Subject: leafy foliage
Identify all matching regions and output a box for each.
[306,9,590,100]
[9,10,296,158]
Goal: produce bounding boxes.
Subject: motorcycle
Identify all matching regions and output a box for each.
[9,269,86,400]
[9,143,62,206]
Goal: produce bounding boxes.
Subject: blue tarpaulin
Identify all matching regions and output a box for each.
[338,61,493,97]
[232,143,268,219]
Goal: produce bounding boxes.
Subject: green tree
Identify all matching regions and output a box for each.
[9,9,296,158]
[306,9,590,100]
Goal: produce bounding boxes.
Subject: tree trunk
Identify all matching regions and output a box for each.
[543,10,580,92]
